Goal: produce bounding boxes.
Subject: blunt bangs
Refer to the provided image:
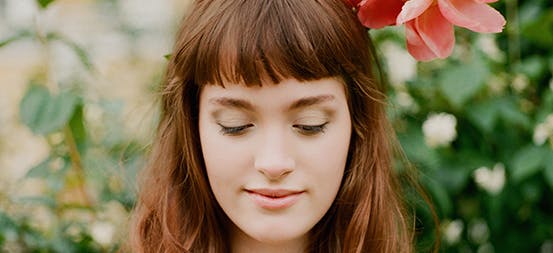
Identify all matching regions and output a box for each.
[188,0,372,87]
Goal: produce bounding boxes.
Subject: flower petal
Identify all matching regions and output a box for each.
[396,0,434,24]
[405,21,439,61]
[412,5,455,60]
[438,0,506,33]
[357,0,404,28]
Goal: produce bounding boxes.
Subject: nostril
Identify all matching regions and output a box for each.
[257,166,293,180]
[254,154,295,180]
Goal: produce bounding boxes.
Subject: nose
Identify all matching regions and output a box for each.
[254,130,295,181]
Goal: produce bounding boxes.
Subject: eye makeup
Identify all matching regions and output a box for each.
[209,100,337,137]
[218,123,254,136]
[213,113,254,136]
[292,122,329,136]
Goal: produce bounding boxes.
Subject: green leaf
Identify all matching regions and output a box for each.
[536,89,553,120]
[521,10,553,49]
[421,176,452,217]
[498,98,531,130]
[515,56,547,80]
[19,84,79,135]
[510,146,547,183]
[36,0,55,9]
[67,41,94,72]
[69,104,87,153]
[20,84,50,131]
[0,211,17,231]
[164,54,172,60]
[397,124,440,170]
[465,98,501,132]
[433,166,469,195]
[439,59,488,108]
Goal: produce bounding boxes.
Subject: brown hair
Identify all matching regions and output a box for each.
[129,0,435,252]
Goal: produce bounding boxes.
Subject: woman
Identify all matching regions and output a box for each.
[129,0,430,252]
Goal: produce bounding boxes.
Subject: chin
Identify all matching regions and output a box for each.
[252,233,299,244]
[244,223,310,245]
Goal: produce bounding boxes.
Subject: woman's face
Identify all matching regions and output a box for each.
[198,78,351,248]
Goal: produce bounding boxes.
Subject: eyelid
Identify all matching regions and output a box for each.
[292,122,329,135]
[217,123,254,136]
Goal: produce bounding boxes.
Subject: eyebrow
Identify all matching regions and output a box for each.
[209,97,255,111]
[288,95,335,111]
[208,94,335,112]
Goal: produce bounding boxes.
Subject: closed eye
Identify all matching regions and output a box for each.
[218,123,254,136]
[293,122,328,136]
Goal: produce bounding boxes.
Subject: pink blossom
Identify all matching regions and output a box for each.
[351,0,506,61]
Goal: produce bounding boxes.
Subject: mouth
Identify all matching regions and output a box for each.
[246,189,304,210]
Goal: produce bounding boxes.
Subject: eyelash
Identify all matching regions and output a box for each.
[293,122,328,135]
[218,123,254,135]
[218,123,328,136]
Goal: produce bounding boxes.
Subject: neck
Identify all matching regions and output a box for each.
[230,226,306,253]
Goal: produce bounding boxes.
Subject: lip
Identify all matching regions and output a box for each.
[246,188,304,210]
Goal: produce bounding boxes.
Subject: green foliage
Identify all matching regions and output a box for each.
[375,1,553,251]
[36,0,56,9]
[521,9,553,48]
[20,83,79,135]
[438,58,489,109]
[510,146,548,183]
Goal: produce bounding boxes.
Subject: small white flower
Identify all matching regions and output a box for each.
[541,240,553,253]
[511,74,529,92]
[99,200,129,225]
[444,219,464,245]
[90,221,116,246]
[533,114,553,146]
[396,91,416,109]
[545,114,553,127]
[422,113,457,148]
[469,219,490,245]
[534,124,550,146]
[487,75,508,94]
[381,42,417,86]
[477,34,504,62]
[477,243,495,253]
[474,163,506,195]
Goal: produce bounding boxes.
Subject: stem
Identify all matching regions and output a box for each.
[64,125,93,207]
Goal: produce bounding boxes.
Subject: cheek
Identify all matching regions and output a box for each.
[199,122,251,188]
[300,119,351,196]
[307,118,351,167]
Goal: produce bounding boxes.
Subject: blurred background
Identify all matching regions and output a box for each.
[0,0,551,252]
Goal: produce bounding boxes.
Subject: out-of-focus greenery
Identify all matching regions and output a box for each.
[0,0,552,252]
[372,0,553,252]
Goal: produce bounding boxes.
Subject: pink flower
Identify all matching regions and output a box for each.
[347,0,405,29]
[352,0,506,61]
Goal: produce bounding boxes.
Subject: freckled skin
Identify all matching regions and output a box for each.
[198,78,352,252]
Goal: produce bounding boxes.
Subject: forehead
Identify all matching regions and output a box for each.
[199,78,348,109]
